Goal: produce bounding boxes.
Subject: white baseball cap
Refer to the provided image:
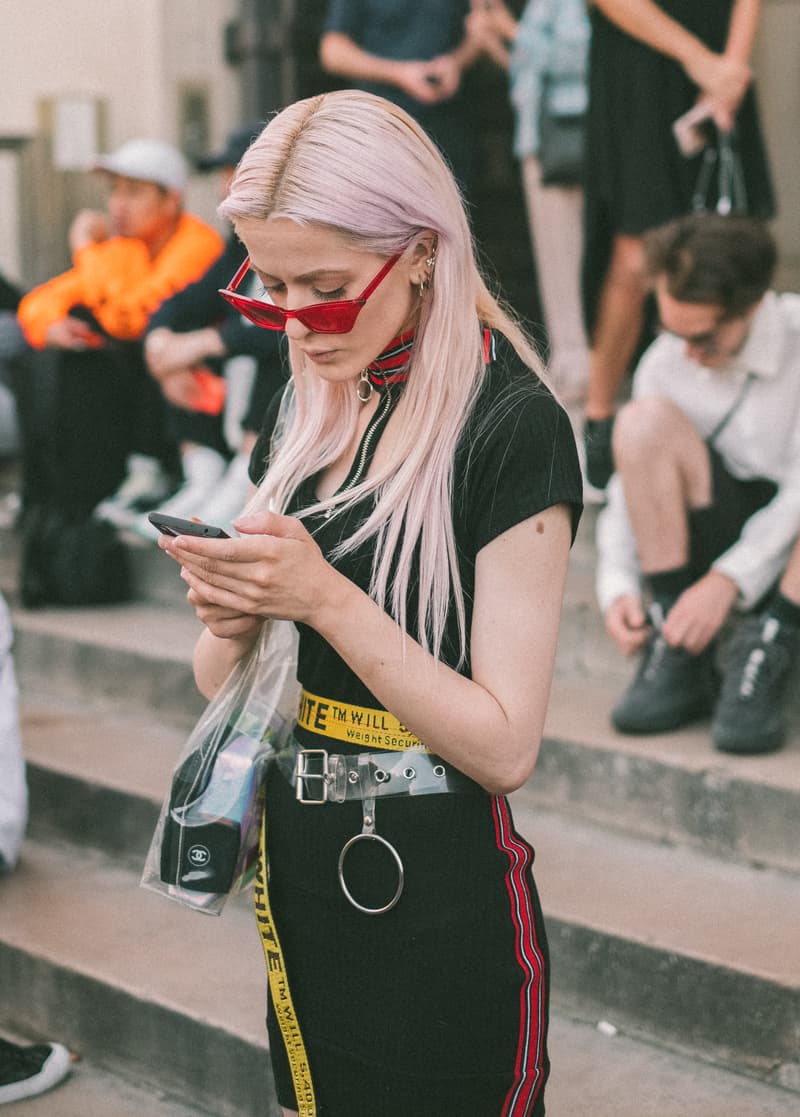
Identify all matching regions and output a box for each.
[93,139,188,192]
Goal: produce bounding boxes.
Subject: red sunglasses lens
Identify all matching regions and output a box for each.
[220,293,285,330]
[298,305,361,333]
[221,291,363,334]
[247,304,286,329]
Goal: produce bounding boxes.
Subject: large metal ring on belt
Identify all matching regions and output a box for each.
[338,815,405,916]
[295,749,409,915]
[338,758,405,916]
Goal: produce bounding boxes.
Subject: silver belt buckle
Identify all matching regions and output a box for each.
[295,748,330,804]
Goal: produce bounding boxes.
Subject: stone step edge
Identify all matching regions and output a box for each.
[13,622,204,727]
[21,706,800,988]
[4,820,797,1093]
[545,916,799,1091]
[515,740,800,877]
[21,691,800,878]
[0,940,276,1117]
[0,839,275,1117]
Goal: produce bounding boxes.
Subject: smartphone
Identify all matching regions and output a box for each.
[148,512,230,539]
[672,102,714,158]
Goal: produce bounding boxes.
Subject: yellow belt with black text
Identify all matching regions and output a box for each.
[256,688,478,1115]
[296,687,426,751]
[254,815,316,1116]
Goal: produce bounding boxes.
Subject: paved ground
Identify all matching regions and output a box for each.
[3,1012,796,1116]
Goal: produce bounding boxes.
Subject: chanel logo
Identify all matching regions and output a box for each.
[187,844,211,868]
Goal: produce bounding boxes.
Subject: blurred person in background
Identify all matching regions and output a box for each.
[14,139,223,525]
[598,214,800,755]
[319,0,483,198]
[133,125,288,539]
[0,275,24,467]
[0,588,72,1103]
[580,0,775,492]
[466,0,591,405]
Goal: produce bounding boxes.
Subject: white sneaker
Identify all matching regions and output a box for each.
[128,446,228,542]
[0,1038,72,1103]
[95,454,175,527]
[199,452,252,534]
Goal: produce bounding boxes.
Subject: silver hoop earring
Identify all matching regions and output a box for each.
[357,368,373,403]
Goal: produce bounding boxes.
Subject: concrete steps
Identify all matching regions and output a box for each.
[527,680,800,874]
[531,810,799,1086]
[2,507,799,1109]
[0,841,274,1117]
[0,1048,218,1117]
[11,689,800,1101]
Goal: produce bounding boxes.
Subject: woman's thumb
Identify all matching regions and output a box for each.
[233,510,304,538]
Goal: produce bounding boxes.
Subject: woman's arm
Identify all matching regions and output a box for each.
[724,0,761,65]
[590,0,712,67]
[590,0,755,124]
[161,503,573,794]
[320,31,454,105]
[466,1,519,70]
[192,618,264,699]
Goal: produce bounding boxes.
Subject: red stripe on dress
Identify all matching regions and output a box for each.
[492,795,546,1116]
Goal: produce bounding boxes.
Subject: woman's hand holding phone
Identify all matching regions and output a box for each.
[156,510,341,633]
[148,512,230,539]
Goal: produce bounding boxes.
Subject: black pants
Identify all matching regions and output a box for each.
[688,445,778,584]
[166,397,230,458]
[11,334,178,517]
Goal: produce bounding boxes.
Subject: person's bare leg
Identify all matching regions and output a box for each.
[521,156,589,402]
[610,396,719,734]
[612,396,712,573]
[281,1108,299,1117]
[586,234,648,420]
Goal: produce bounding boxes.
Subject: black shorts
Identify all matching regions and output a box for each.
[688,445,777,583]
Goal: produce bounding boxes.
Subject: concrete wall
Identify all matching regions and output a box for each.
[756,0,800,290]
[1,0,241,287]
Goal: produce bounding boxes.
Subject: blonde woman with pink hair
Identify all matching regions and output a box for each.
[157,90,582,1116]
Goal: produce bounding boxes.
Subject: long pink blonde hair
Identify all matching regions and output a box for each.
[221,91,546,664]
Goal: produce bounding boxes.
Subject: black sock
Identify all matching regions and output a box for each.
[644,565,693,615]
[766,589,800,629]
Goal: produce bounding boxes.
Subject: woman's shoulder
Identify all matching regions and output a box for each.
[455,330,583,546]
[462,331,564,448]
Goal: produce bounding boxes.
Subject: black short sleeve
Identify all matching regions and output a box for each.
[455,344,583,555]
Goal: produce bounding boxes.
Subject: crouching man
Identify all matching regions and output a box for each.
[597,213,800,754]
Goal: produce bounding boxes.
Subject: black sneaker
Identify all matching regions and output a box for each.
[0,1037,72,1103]
[611,611,717,734]
[583,416,615,490]
[712,614,800,754]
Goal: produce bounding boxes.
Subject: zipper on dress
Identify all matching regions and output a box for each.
[323,386,394,518]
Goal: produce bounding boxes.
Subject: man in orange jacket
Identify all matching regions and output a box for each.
[15,139,223,520]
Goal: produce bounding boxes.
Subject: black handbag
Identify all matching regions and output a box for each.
[19,505,133,608]
[537,74,585,187]
[692,126,748,216]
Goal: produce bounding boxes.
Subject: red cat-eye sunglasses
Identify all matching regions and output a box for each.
[218,253,402,334]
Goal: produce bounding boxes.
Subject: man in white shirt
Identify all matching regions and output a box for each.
[597,213,800,753]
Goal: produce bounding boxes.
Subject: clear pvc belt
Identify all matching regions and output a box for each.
[274,738,479,916]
